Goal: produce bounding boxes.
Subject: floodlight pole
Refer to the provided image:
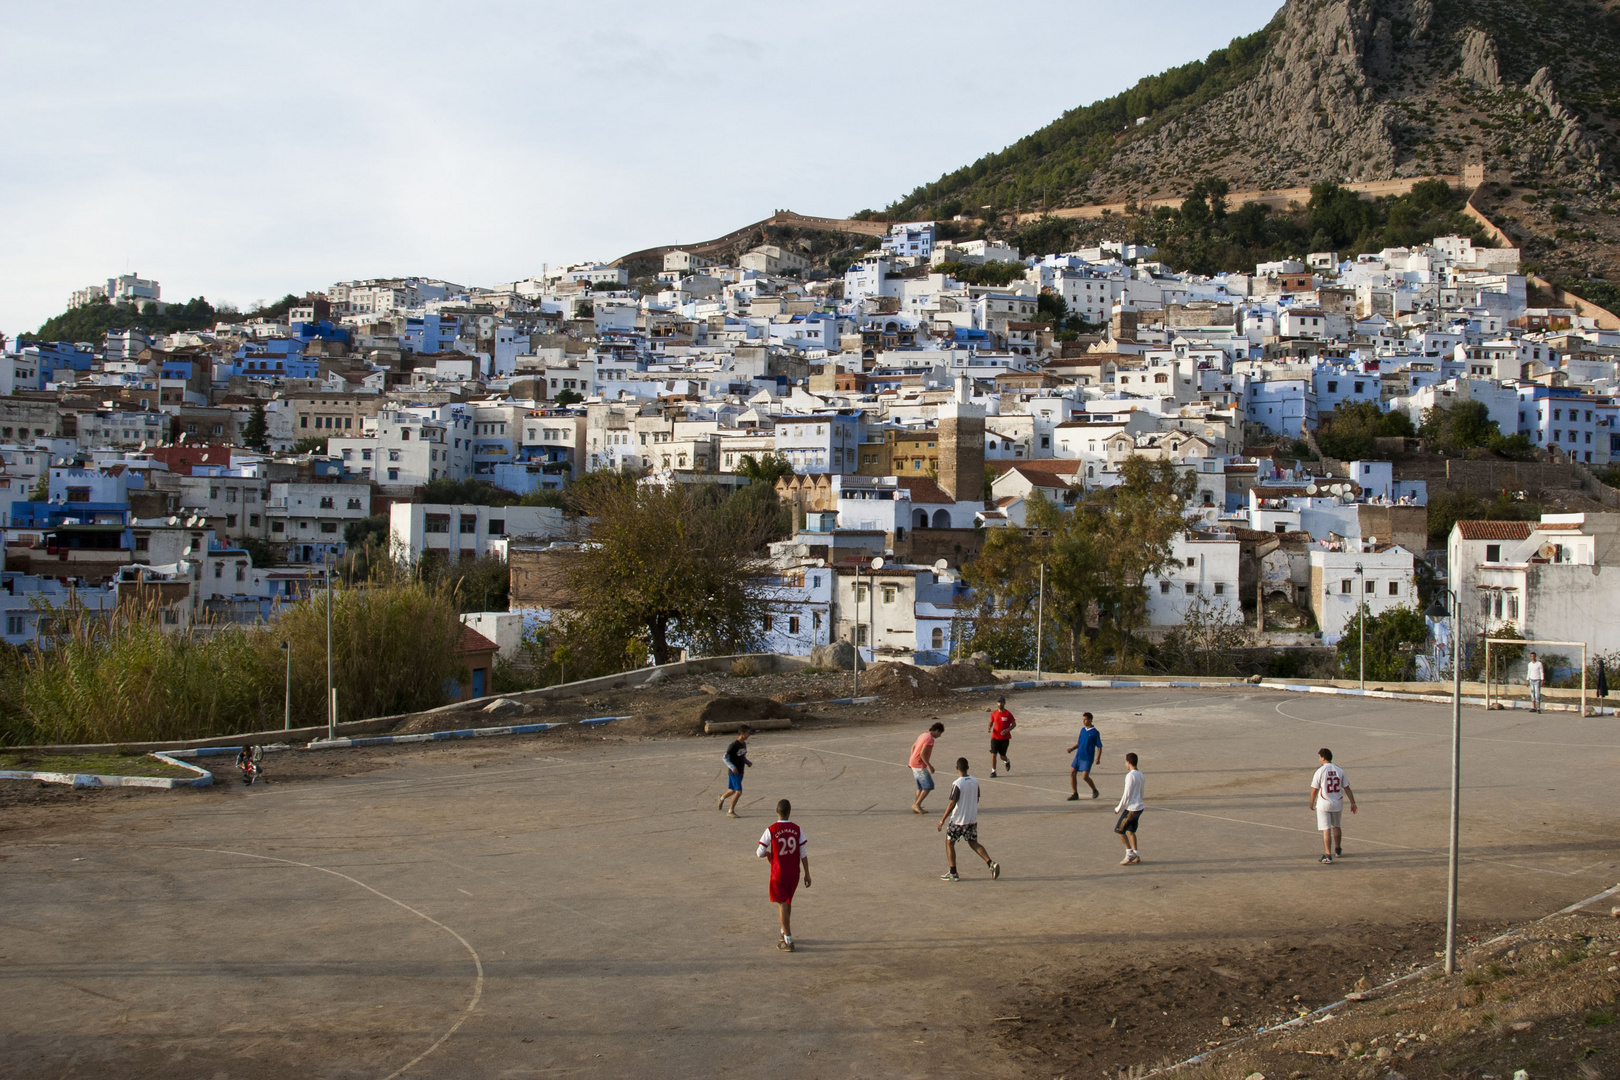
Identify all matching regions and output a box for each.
[1445,588,1461,975]
[1035,563,1045,682]
[1356,562,1366,691]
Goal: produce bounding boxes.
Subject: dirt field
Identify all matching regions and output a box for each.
[2,683,1616,1079]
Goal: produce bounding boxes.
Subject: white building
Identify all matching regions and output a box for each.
[1307,543,1417,641]
[389,503,569,565]
[1144,532,1243,627]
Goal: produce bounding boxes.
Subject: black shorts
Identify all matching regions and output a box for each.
[1114,809,1142,835]
[990,738,1010,756]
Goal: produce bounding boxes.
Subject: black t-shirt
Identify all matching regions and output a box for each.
[724,739,750,771]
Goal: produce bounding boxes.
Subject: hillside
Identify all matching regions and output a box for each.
[886,0,1620,305]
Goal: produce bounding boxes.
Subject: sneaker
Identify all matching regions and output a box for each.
[1067,793,1080,801]
[1335,846,1342,857]
[717,794,727,811]
[1003,760,1011,773]
[990,771,997,778]
[989,861,1001,880]
[1120,854,1134,865]
[727,810,739,818]
[1127,852,1140,865]
[941,869,960,881]
[1091,789,1100,799]
[1320,853,1333,864]
[778,938,794,952]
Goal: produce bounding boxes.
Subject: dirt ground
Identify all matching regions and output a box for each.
[2,679,1616,1079]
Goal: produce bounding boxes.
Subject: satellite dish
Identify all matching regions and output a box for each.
[871,556,885,571]
[933,558,949,573]
[167,516,178,526]
[477,315,496,331]
[1306,483,1318,495]
[1539,542,1557,559]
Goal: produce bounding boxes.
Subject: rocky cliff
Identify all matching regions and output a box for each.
[888,0,1620,296]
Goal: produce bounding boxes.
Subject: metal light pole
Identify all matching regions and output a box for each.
[1356,562,1366,690]
[1035,563,1045,681]
[851,562,861,699]
[280,641,291,730]
[325,550,334,741]
[1426,592,1463,974]
[869,556,883,672]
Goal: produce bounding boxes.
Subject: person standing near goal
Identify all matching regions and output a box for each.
[1309,747,1357,864]
[756,799,809,951]
[1526,652,1545,713]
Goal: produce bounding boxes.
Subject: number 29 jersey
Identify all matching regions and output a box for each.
[758,821,806,889]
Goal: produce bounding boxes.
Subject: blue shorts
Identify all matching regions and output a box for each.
[727,771,742,792]
[913,767,934,791]
[1071,755,1094,773]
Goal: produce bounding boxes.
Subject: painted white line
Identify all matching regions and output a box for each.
[190,846,483,1080]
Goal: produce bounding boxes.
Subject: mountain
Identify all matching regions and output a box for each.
[886,0,1620,306]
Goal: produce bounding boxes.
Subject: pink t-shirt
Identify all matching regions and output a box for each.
[909,731,935,768]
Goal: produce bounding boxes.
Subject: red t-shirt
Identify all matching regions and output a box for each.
[909,731,935,768]
[990,709,1016,739]
[760,821,805,898]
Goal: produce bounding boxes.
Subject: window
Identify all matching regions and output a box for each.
[1213,582,1225,595]
[1185,582,1196,594]
[319,496,334,509]
[487,519,505,536]
[236,562,246,582]
[763,614,773,632]
[1160,581,1171,594]
[855,585,869,603]
[215,562,223,578]
[1365,580,1375,594]
[1388,581,1399,596]
[4,615,21,636]
[1275,523,1286,533]
[347,497,361,510]
[272,521,285,533]
[388,450,400,461]
[1508,595,1520,620]
[320,522,337,534]
[388,468,400,481]
[1185,556,1197,567]
[250,514,260,527]
[400,429,411,440]
[812,612,822,630]
[425,514,450,534]
[227,514,237,527]
[1341,579,1353,594]
[460,516,478,534]
[1485,544,1501,562]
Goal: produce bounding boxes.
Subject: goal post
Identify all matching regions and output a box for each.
[1483,638,1587,716]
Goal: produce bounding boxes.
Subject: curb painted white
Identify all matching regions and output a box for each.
[0,751,213,789]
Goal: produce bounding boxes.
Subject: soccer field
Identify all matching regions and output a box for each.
[3,687,1618,1079]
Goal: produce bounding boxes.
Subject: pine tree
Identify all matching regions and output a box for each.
[243,402,269,451]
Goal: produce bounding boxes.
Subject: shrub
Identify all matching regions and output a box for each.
[729,657,763,677]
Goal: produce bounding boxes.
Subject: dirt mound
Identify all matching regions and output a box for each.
[603,694,803,739]
[859,662,950,700]
[927,661,998,690]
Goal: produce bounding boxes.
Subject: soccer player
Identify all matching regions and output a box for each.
[1309,747,1357,863]
[937,757,999,881]
[756,799,810,951]
[1114,752,1145,864]
[987,696,1016,777]
[1526,652,1545,712]
[910,722,944,814]
[1067,712,1102,800]
[717,725,753,817]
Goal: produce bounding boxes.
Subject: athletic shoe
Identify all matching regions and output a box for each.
[717,794,727,811]
[989,861,1001,880]
[1320,853,1333,864]
[778,938,794,952]
[1127,852,1140,864]
[990,771,997,778]
[941,870,960,881]
[727,810,739,818]
[1003,760,1011,773]
[1092,789,1100,799]
[1335,846,1342,857]
[1067,793,1080,801]
[1120,854,1134,865]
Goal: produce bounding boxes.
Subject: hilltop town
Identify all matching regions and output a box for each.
[4,204,1619,681]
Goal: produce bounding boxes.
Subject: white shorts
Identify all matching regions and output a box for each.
[1317,807,1343,830]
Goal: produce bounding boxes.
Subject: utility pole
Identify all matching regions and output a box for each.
[326,549,335,741]
[1035,563,1045,681]
[1355,562,1366,691]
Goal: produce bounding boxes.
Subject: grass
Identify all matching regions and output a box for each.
[0,751,196,778]
[1586,1012,1616,1029]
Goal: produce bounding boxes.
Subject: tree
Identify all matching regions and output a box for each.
[418,478,520,506]
[243,403,269,452]
[564,479,782,666]
[1420,401,1534,459]
[736,453,795,487]
[28,473,49,502]
[963,457,1197,670]
[1336,604,1429,681]
[1316,401,1413,460]
[292,436,328,455]
[553,388,584,406]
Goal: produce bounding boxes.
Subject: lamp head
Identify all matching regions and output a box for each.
[1424,597,1449,620]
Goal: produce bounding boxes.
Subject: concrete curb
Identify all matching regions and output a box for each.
[305,716,631,750]
[970,678,1617,715]
[0,751,214,790]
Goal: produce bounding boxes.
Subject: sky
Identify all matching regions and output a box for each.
[0,0,1280,339]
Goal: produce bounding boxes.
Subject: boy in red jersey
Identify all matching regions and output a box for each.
[987,696,1016,777]
[756,798,811,951]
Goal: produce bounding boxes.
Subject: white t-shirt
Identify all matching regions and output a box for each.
[947,775,980,825]
[1527,660,1545,682]
[1312,762,1347,811]
[1115,769,1145,812]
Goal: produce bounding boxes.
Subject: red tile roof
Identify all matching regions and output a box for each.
[1455,521,1533,540]
[455,625,500,655]
[896,477,953,504]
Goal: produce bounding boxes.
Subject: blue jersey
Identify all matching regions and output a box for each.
[1075,726,1102,765]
